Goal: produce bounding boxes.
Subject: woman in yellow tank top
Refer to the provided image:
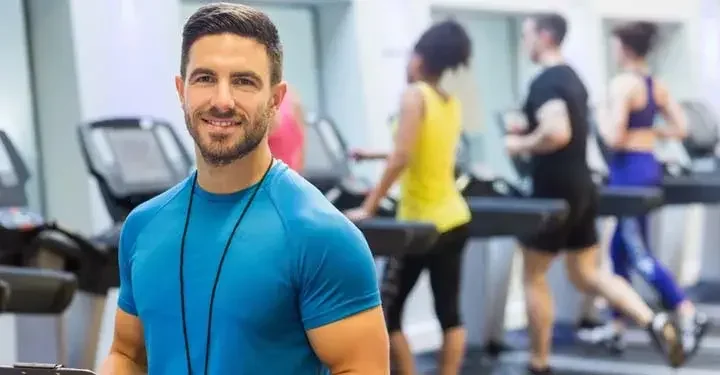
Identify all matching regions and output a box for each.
[345,20,472,375]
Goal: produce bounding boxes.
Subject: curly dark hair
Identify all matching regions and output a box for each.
[413,20,472,78]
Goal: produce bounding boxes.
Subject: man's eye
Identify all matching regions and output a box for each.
[234,78,254,86]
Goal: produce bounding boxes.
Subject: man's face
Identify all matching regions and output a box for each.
[522,19,542,63]
[176,33,286,166]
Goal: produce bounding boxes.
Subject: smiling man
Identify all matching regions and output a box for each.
[99,3,388,375]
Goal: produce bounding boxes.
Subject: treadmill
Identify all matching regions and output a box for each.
[304,118,438,256]
[0,131,115,366]
[659,101,720,303]
[76,118,192,371]
[0,265,77,365]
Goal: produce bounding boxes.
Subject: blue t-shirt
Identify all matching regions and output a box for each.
[117,161,381,374]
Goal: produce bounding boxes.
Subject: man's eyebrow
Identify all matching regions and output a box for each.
[188,68,215,79]
[231,71,263,82]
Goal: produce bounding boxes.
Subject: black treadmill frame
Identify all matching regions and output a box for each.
[0,131,32,208]
[77,118,193,223]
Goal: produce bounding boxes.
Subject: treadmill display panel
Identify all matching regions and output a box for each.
[104,128,175,186]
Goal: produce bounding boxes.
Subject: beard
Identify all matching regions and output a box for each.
[185,101,274,167]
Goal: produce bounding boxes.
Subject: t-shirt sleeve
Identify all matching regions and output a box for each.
[297,217,381,330]
[530,82,564,115]
[117,215,140,316]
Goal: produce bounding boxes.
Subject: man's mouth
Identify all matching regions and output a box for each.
[202,117,239,127]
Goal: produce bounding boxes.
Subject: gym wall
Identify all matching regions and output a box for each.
[2,0,719,358]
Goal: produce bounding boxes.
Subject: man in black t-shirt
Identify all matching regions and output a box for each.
[503,13,686,374]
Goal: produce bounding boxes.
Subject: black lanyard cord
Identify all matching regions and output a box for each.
[179,158,274,375]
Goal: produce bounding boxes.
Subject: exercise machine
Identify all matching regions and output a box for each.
[0,265,77,365]
[0,364,94,375]
[306,115,570,357]
[0,131,115,366]
[75,117,192,371]
[654,101,720,301]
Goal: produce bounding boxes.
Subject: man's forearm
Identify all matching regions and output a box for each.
[99,352,146,375]
[519,131,561,154]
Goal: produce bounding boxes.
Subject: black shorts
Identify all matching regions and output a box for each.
[519,180,598,252]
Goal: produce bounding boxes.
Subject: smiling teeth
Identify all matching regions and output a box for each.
[207,120,234,127]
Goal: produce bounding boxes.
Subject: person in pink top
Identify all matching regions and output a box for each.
[268,86,306,171]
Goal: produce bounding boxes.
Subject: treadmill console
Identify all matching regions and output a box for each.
[78,119,193,223]
[0,207,45,230]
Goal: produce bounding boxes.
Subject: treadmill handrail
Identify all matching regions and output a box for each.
[0,265,77,314]
[467,196,568,213]
[599,185,664,197]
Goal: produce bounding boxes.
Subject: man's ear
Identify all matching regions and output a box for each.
[175,75,185,105]
[272,81,288,109]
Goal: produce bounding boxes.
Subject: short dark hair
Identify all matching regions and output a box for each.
[533,13,568,46]
[612,21,658,57]
[413,20,472,78]
[181,3,283,84]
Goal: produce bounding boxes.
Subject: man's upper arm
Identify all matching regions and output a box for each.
[109,308,147,368]
[532,85,572,148]
[297,217,387,373]
[117,214,140,316]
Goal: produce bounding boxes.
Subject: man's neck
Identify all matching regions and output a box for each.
[539,49,564,67]
[195,145,273,194]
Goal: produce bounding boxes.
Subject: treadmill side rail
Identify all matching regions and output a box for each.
[0,265,77,314]
[662,175,720,205]
[598,186,664,216]
[466,197,569,238]
[354,218,438,257]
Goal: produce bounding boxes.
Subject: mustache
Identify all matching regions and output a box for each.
[206,107,237,119]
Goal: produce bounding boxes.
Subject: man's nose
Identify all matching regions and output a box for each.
[211,82,235,111]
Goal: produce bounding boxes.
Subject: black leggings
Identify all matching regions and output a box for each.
[381,224,469,333]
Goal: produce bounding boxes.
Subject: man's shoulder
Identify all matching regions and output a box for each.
[122,176,189,239]
[265,166,365,247]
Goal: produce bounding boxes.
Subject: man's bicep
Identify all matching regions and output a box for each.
[110,308,147,366]
[307,306,389,374]
[117,222,138,315]
[535,99,571,141]
[299,222,381,330]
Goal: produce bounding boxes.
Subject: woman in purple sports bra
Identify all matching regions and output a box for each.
[585,21,709,358]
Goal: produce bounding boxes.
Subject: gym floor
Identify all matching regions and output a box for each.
[414,284,720,374]
[415,325,720,374]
